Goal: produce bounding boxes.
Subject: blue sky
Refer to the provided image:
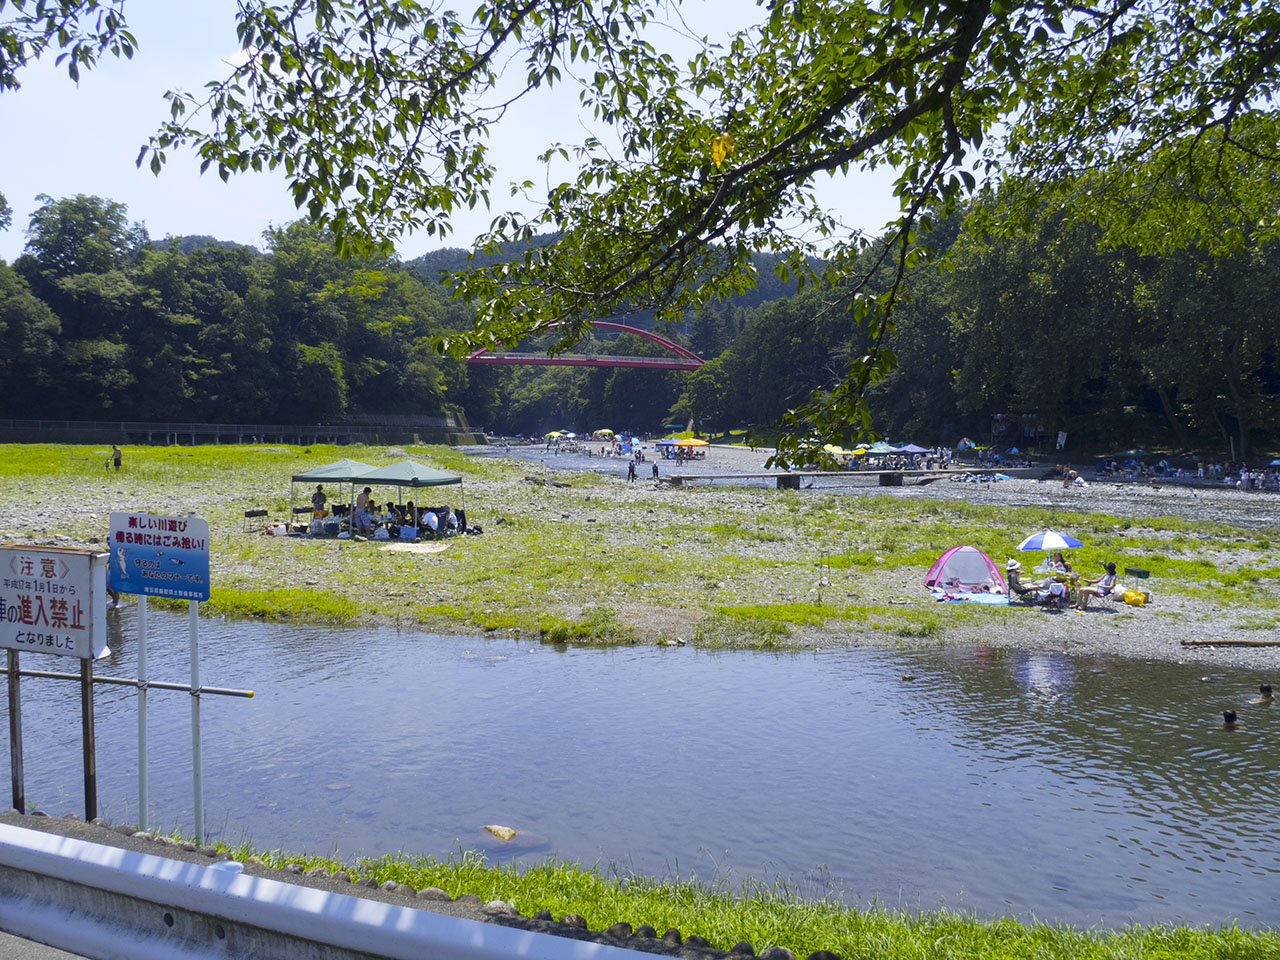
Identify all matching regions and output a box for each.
[0,0,900,263]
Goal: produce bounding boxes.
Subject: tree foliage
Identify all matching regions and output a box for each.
[0,0,134,90]
[127,0,1280,461]
[5,1,1280,456]
[1,195,476,422]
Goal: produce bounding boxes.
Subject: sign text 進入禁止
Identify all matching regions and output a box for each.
[0,546,108,658]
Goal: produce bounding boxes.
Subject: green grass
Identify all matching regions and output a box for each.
[188,838,1278,959]
[6,441,1279,642]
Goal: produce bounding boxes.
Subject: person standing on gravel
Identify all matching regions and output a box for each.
[111,445,122,472]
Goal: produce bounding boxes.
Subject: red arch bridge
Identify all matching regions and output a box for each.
[464,321,705,371]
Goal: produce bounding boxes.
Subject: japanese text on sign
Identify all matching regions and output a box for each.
[108,513,211,602]
[0,546,106,658]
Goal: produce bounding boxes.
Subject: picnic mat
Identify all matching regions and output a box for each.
[379,542,450,554]
[930,590,1009,605]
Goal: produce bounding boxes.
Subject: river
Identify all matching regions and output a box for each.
[3,607,1276,930]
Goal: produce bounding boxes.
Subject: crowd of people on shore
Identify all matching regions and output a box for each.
[1093,457,1280,489]
[308,484,467,539]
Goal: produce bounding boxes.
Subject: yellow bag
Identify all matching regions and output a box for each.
[1123,589,1145,607]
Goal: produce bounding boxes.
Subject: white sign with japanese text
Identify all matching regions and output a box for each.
[0,546,107,659]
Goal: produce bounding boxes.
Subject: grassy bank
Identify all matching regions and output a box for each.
[5,442,1278,644]
[186,839,1276,959]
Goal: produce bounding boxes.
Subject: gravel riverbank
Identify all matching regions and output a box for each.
[5,441,1278,676]
[467,442,1280,674]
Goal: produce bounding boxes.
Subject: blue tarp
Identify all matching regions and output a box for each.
[931,591,1010,605]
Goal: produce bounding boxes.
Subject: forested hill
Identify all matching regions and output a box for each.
[407,239,827,320]
[0,195,491,426]
[4,190,1279,459]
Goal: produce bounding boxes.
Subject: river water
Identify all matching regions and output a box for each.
[3,608,1276,930]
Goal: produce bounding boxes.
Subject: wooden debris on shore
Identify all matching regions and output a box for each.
[524,476,571,488]
[1180,638,1280,647]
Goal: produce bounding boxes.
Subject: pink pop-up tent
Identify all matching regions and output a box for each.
[925,545,1006,594]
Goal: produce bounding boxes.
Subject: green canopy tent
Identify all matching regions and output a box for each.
[352,459,464,512]
[289,459,377,530]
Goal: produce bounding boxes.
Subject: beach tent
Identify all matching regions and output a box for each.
[289,459,378,529]
[925,545,1006,594]
[898,443,928,453]
[866,440,896,454]
[354,460,461,491]
[353,459,464,517]
[291,458,377,483]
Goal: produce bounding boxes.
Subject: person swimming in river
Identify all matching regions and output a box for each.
[1222,710,1241,729]
[1251,684,1273,705]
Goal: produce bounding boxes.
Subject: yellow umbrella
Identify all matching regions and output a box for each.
[823,443,850,456]
[674,437,710,447]
[595,428,614,436]
[545,431,562,438]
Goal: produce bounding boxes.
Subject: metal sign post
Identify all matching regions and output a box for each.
[7,650,23,814]
[189,600,204,842]
[109,512,212,841]
[0,545,108,821]
[137,595,148,830]
[80,658,96,820]
[3,522,249,843]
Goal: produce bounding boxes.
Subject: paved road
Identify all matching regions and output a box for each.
[0,931,86,960]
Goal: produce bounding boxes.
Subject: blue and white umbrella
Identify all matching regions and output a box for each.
[1016,529,1083,552]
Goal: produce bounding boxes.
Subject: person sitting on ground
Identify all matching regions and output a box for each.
[422,507,440,538]
[1251,684,1273,705]
[1076,561,1119,610]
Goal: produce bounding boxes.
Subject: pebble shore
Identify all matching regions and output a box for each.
[472,443,1280,673]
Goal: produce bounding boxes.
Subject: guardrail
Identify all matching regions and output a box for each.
[0,823,651,960]
[0,418,472,446]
